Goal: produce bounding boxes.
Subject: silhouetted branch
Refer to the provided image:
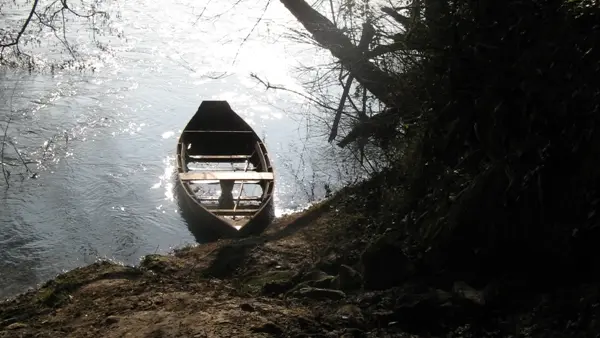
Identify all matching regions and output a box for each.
[278,0,400,106]
[232,0,271,65]
[9,140,32,174]
[328,22,375,143]
[1,0,112,65]
[0,0,39,49]
[1,117,11,187]
[329,75,354,142]
[250,72,356,119]
[381,6,412,27]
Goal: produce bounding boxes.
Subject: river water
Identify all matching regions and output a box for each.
[0,0,343,299]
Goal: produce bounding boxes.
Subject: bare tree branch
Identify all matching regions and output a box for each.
[250,72,357,119]
[381,6,412,27]
[329,74,354,142]
[193,0,214,26]
[0,0,40,48]
[9,140,32,174]
[278,0,400,106]
[1,116,11,187]
[329,0,337,26]
[328,21,375,143]
[232,0,271,65]
[1,0,112,67]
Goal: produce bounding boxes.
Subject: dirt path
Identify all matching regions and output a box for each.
[0,200,380,338]
[3,192,598,338]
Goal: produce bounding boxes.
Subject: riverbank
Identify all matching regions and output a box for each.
[2,181,600,337]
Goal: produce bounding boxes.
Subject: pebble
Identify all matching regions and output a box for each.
[6,322,27,330]
[105,316,120,325]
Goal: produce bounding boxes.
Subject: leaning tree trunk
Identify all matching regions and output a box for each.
[279,0,399,107]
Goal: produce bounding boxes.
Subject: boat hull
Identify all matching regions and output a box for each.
[175,178,275,241]
[174,101,275,241]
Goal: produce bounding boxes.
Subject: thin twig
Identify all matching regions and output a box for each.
[9,140,31,173]
[329,0,337,26]
[2,0,111,66]
[0,0,40,48]
[1,79,21,187]
[250,73,356,119]
[1,117,11,187]
[60,0,106,19]
[329,74,354,142]
[193,0,213,26]
[232,0,271,65]
[42,136,55,160]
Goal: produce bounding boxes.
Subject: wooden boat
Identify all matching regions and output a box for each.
[175,101,275,239]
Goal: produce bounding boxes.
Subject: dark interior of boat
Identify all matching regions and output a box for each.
[180,131,257,157]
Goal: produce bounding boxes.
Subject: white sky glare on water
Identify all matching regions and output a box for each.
[0,0,343,299]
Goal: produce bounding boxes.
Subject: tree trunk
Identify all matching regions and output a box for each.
[279,0,399,107]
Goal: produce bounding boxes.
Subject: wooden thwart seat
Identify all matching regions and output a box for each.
[212,209,257,216]
[198,196,263,201]
[183,130,253,133]
[187,155,252,160]
[180,171,274,181]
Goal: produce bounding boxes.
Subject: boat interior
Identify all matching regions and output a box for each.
[178,130,274,230]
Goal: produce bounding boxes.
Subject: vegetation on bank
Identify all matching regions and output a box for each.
[277,0,600,293]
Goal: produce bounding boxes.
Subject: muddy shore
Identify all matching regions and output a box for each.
[1,189,599,338]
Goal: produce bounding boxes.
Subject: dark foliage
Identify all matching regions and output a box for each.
[357,0,600,284]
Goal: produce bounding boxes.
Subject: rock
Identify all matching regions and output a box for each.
[262,281,290,296]
[337,304,363,318]
[296,287,346,300]
[339,328,366,338]
[278,270,338,298]
[452,281,485,305]
[302,269,336,288]
[377,288,478,333]
[140,255,175,273]
[244,270,297,296]
[317,250,342,274]
[6,322,27,330]
[295,315,320,330]
[332,265,363,291]
[433,289,453,304]
[481,279,504,304]
[240,303,255,312]
[372,310,395,325]
[312,275,336,288]
[588,318,599,332]
[360,231,415,290]
[251,322,284,335]
[336,304,365,327]
[303,269,331,282]
[105,315,120,325]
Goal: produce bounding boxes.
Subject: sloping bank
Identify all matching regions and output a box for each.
[1,180,600,337]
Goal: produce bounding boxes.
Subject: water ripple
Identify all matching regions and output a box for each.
[0,0,331,299]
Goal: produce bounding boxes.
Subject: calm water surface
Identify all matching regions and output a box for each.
[0,0,337,298]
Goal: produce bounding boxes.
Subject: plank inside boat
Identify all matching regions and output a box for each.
[179,171,274,181]
[197,196,263,201]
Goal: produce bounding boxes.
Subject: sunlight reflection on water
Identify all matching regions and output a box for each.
[0,0,339,299]
[161,131,175,139]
